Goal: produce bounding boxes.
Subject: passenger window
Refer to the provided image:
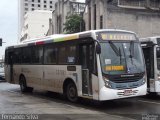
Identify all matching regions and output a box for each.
[14,48,22,64]
[32,46,43,64]
[22,47,31,64]
[67,46,76,64]
[58,47,66,64]
[44,45,57,64]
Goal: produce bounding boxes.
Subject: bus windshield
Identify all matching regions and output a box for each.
[156,47,160,70]
[100,41,145,75]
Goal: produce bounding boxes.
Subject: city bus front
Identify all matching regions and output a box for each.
[96,31,147,100]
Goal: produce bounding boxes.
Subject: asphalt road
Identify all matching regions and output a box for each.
[0,82,160,120]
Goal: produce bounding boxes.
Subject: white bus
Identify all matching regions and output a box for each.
[5,29,147,102]
[140,37,160,94]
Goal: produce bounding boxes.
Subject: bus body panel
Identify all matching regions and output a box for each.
[155,81,160,92]
[91,74,99,100]
[12,65,83,95]
[4,65,10,83]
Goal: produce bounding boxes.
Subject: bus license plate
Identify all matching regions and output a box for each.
[124,89,133,96]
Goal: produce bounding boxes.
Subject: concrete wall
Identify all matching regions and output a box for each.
[21,10,52,41]
[106,8,160,38]
[51,0,86,34]
[84,0,160,38]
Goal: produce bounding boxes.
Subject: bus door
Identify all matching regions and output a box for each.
[80,43,93,96]
[143,47,155,91]
[6,51,14,83]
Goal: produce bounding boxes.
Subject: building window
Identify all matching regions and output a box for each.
[32,0,34,2]
[44,1,46,3]
[50,1,52,4]
[25,8,28,11]
[100,15,103,29]
[25,3,28,6]
[50,6,52,8]
[38,4,40,7]
[38,0,40,2]
[32,4,34,7]
[44,5,46,8]
[32,8,34,11]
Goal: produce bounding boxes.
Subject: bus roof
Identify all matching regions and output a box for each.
[140,36,160,44]
[6,29,136,49]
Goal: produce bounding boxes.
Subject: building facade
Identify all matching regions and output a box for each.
[84,0,160,38]
[20,10,52,41]
[18,0,58,41]
[47,0,86,35]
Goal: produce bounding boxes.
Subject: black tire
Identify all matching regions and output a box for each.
[147,92,157,98]
[66,82,78,102]
[19,76,33,93]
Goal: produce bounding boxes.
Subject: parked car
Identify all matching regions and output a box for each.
[0,62,5,80]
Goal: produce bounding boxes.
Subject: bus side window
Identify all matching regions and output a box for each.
[32,46,43,64]
[58,46,67,64]
[44,44,57,64]
[22,47,32,64]
[89,43,97,75]
[5,50,8,64]
[13,48,22,64]
[143,47,154,79]
[66,45,77,64]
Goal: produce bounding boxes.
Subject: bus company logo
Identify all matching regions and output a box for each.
[127,68,131,73]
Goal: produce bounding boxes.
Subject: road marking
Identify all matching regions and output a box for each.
[138,100,160,105]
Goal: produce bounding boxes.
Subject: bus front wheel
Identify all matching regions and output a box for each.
[66,82,78,102]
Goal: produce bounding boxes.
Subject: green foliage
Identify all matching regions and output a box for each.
[63,14,85,34]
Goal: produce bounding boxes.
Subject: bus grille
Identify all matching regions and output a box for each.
[107,73,144,83]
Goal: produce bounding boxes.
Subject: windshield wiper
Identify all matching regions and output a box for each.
[108,41,120,56]
[130,41,136,66]
[130,41,134,58]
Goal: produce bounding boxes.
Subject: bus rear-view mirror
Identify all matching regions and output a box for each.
[96,44,101,54]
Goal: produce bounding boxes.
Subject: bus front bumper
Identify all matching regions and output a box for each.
[99,83,147,101]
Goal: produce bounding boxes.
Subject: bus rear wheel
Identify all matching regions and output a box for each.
[19,76,33,93]
[66,82,78,102]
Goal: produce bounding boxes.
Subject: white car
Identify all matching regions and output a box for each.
[0,62,5,80]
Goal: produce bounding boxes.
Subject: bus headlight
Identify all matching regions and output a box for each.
[142,74,147,85]
[103,77,112,88]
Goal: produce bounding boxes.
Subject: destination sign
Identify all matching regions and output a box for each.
[99,33,136,41]
[105,65,125,71]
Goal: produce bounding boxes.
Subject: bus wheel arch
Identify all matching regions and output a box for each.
[19,74,33,93]
[63,78,78,102]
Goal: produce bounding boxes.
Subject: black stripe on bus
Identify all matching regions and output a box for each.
[79,33,91,39]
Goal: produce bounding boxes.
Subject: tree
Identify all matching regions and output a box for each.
[63,14,85,34]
